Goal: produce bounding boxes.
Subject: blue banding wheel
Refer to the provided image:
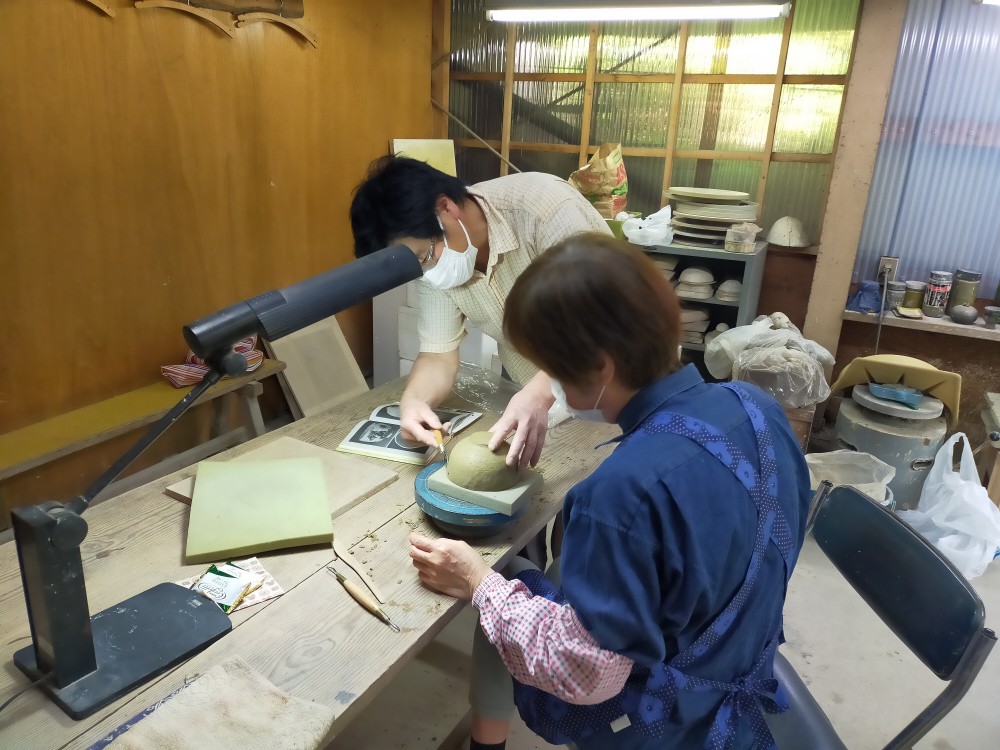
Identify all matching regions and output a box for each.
[414,462,520,538]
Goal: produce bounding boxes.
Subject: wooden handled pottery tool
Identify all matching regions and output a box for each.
[434,429,447,462]
[326,565,399,632]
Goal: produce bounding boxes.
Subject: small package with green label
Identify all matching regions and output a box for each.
[191,561,262,613]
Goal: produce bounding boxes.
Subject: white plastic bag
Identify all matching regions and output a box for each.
[733,347,831,408]
[897,434,1000,579]
[622,206,673,246]
[704,318,773,379]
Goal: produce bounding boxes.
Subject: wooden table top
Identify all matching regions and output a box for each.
[0,368,618,749]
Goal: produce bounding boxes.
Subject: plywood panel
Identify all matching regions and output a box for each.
[0,0,432,510]
[265,317,369,418]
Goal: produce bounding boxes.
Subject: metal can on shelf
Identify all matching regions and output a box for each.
[946,268,982,313]
[922,271,953,318]
[902,280,926,309]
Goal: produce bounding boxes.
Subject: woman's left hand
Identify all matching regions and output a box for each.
[409,533,493,600]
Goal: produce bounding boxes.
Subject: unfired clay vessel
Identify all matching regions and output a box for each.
[446,431,520,491]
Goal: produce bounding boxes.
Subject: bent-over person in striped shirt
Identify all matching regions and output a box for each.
[350,155,611,470]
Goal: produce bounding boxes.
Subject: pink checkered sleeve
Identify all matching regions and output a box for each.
[472,572,633,706]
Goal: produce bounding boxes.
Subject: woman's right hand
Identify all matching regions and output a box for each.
[399,396,446,449]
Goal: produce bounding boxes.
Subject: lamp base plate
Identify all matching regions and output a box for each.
[14,582,231,720]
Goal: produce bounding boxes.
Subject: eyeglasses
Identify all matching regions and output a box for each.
[419,239,441,270]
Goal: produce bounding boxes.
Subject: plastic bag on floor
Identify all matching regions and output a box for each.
[897,434,1000,579]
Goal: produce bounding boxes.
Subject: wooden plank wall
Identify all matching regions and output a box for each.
[0,0,432,520]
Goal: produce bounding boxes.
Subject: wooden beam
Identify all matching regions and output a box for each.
[661,22,689,205]
[755,4,795,211]
[578,23,600,167]
[770,152,835,163]
[450,71,846,85]
[676,149,764,161]
[784,74,848,85]
[500,24,516,176]
[431,0,452,139]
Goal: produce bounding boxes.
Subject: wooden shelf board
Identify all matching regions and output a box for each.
[842,309,1000,342]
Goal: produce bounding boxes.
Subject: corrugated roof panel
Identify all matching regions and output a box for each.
[785,0,861,76]
[598,21,679,74]
[677,84,773,152]
[591,83,672,148]
[684,18,783,74]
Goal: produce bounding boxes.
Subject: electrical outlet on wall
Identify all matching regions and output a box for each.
[879,256,899,282]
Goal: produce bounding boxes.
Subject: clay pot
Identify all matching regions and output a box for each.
[949,304,979,325]
[446,432,520,491]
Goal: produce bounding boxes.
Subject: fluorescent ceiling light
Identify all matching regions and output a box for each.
[976,0,1000,6]
[486,1,791,22]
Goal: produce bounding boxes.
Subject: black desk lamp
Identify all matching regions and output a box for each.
[10,245,422,719]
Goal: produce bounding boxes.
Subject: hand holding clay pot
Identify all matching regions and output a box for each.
[488,380,552,470]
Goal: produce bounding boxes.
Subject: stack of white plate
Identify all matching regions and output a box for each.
[650,255,678,281]
[716,279,742,302]
[675,266,715,300]
[679,306,710,345]
[665,187,757,249]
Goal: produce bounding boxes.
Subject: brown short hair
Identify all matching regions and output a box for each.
[504,233,682,389]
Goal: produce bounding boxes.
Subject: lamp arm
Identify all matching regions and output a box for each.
[65,366,230,516]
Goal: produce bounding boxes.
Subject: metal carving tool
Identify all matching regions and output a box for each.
[332,537,386,603]
[434,428,448,463]
[326,565,400,632]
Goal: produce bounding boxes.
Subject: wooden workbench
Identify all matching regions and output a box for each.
[0,368,617,749]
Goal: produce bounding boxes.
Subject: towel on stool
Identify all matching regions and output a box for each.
[97,657,335,750]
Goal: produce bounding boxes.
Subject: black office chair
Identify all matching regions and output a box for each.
[765,484,997,750]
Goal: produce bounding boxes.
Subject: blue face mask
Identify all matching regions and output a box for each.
[550,378,607,423]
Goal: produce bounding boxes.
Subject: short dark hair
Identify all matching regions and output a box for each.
[504,233,682,389]
[349,155,472,258]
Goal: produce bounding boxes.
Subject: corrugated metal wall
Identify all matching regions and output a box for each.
[855,0,1000,296]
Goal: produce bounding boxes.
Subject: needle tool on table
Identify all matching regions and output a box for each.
[326,564,400,632]
[434,428,448,463]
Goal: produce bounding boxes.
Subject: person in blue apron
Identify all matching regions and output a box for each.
[409,232,812,750]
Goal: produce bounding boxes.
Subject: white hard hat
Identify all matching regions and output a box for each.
[766,216,809,247]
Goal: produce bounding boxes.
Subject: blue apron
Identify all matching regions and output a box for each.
[512,383,797,749]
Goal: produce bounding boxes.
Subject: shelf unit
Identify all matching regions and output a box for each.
[645,240,769,351]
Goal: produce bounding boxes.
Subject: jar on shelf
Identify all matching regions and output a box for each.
[902,280,926,309]
[922,271,953,318]
[946,268,982,313]
[885,281,906,310]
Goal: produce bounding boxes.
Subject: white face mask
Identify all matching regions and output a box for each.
[551,378,607,423]
[420,217,478,290]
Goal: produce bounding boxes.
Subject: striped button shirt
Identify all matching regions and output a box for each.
[416,172,611,387]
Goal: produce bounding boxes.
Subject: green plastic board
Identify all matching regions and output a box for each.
[186,457,333,564]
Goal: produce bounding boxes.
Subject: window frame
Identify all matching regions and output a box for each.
[438,1,862,240]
